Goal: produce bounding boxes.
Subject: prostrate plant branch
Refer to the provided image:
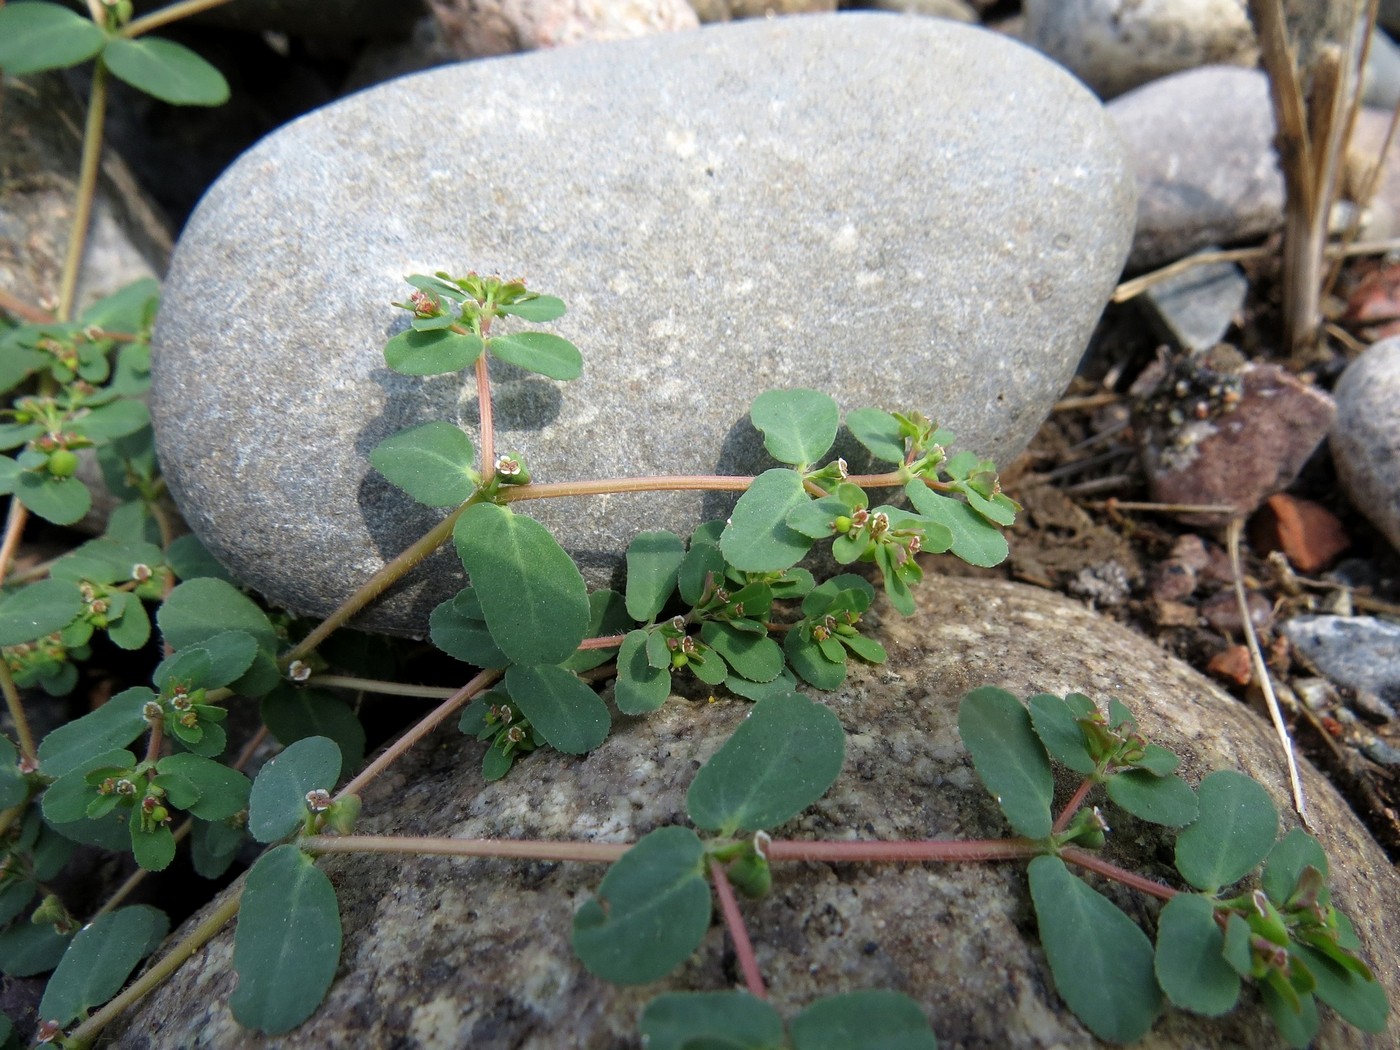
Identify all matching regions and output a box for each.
[710,857,768,1000]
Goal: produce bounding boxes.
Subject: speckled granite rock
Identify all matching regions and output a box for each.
[1330,336,1400,556]
[1023,0,1257,100]
[1110,66,1284,271]
[105,579,1399,1049]
[150,14,1135,634]
[427,0,698,58]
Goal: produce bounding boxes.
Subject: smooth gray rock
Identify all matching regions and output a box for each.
[1330,336,1400,556]
[151,14,1135,634]
[1023,0,1257,100]
[1139,252,1247,352]
[105,579,1400,1049]
[1283,614,1400,706]
[1111,66,1283,271]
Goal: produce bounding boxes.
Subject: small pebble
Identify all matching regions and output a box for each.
[1352,688,1398,723]
[1169,532,1211,572]
[1359,733,1400,767]
[1201,589,1272,634]
[1148,558,1197,601]
[1249,493,1351,574]
[1292,676,1339,711]
[1153,598,1200,627]
[1207,644,1253,686]
[1282,614,1400,703]
[1068,562,1133,607]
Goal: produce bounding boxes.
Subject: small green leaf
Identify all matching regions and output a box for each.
[191,817,246,879]
[156,754,250,821]
[0,920,71,977]
[1262,829,1328,906]
[40,749,135,824]
[157,579,279,695]
[504,665,609,755]
[790,989,938,1050]
[429,588,509,669]
[904,484,1008,567]
[615,630,671,715]
[101,36,230,106]
[719,469,812,573]
[454,503,589,666]
[786,495,850,540]
[69,399,149,442]
[37,689,149,778]
[258,688,366,780]
[247,736,341,843]
[481,744,514,782]
[0,578,83,646]
[164,534,233,582]
[1106,769,1198,827]
[0,2,104,76]
[50,538,164,586]
[1154,893,1240,1016]
[370,422,477,507]
[1028,855,1162,1042]
[1174,771,1278,892]
[639,991,784,1050]
[130,820,176,871]
[105,593,152,651]
[1261,981,1319,1049]
[496,295,566,322]
[1027,693,1097,774]
[957,687,1054,839]
[383,328,483,375]
[678,521,726,605]
[231,844,342,1034]
[625,530,685,622]
[700,622,783,683]
[784,626,847,690]
[846,408,906,465]
[1296,944,1389,1032]
[572,826,711,984]
[687,691,844,835]
[749,389,839,467]
[486,331,582,380]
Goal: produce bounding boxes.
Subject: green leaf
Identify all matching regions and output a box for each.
[454,503,589,666]
[69,399,150,442]
[247,736,341,843]
[157,578,279,695]
[686,691,844,835]
[50,538,164,586]
[0,578,83,646]
[700,622,783,683]
[0,2,104,76]
[957,687,1054,839]
[155,632,258,693]
[260,687,365,780]
[749,389,839,467]
[496,295,566,322]
[105,593,152,650]
[428,590,510,669]
[383,328,483,375]
[231,845,342,1034]
[1262,829,1328,906]
[79,277,159,332]
[1026,693,1097,775]
[504,665,609,755]
[846,408,906,466]
[370,422,477,507]
[904,484,1008,567]
[625,530,685,622]
[38,688,148,778]
[1028,855,1162,1042]
[0,879,35,928]
[1296,944,1389,1032]
[156,754,250,820]
[784,626,847,690]
[572,826,710,984]
[562,589,630,673]
[1174,770,1278,892]
[1154,893,1239,1016]
[678,521,726,605]
[615,630,671,715]
[40,749,135,824]
[191,817,246,879]
[1106,769,1198,827]
[130,820,176,871]
[486,331,582,380]
[0,920,71,977]
[165,534,232,582]
[1261,981,1319,1049]
[790,989,937,1050]
[719,469,812,573]
[786,495,850,541]
[640,991,784,1050]
[101,36,230,106]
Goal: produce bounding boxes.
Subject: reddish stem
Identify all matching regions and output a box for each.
[1060,846,1179,902]
[710,857,768,999]
[1052,777,1096,834]
[764,838,1040,863]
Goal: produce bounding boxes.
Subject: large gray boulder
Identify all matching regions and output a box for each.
[106,579,1399,1048]
[151,13,1135,634]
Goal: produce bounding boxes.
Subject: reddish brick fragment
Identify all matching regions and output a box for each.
[1250,493,1351,573]
[1207,644,1253,686]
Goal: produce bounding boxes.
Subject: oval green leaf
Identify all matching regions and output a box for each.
[503,664,609,755]
[957,687,1053,839]
[1174,770,1278,892]
[1027,692,1097,775]
[749,389,839,467]
[640,991,784,1050]
[369,421,477,507]
[157,578,279,695]
[259,687,365,779]
[14,471,92,526]
[615,630,671,715]
[247,736,342,843]
[101,36,230,106]
[429,590,509,668]
[700,621,783,684]
[845,407,906,466]
[487,331,582,380]
[383,327,483,375]
[231,844,342,1034]
[686,691,844,835]
[496,295,566,322]
[1262,828,1328,906]
[719,468,813,573]
[37,688,149,778]
[157,753,251,821]
[625,530,685,622]
[1106,769,1199,828]
[790,989,938,1050]
[1028,855,1162,1042]
[453,503,589,666]
[905,483,1008,567]
[1296,944,1390,1033]
[0,2,104,75]
[572,826,711,984]
[0,577,83,646]
[1154,893,1240,1016]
